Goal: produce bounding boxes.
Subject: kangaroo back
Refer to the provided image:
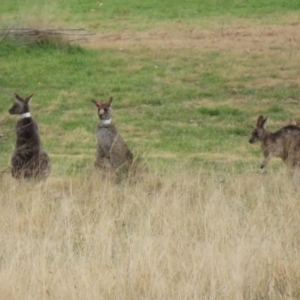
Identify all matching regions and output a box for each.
[9,93,51,180]
[92,97,133,171]
[249,115,300,169]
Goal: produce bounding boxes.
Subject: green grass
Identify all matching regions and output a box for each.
[1,0,300,32]
[0,39,299,174]
[2,0,300,21]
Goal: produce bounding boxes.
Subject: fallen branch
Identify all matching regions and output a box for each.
[1,27,95,36]
[0,27,95,45]
[0,27,13,44]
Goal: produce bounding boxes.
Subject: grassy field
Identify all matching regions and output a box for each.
[1,0,300,299]
[1,170,300,299]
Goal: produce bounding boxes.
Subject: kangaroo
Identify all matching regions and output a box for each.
[249,115,300,170]
[9,93,51,180]
[92,96,133,172]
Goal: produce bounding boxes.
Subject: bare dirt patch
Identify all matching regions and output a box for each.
[81,23,300,53]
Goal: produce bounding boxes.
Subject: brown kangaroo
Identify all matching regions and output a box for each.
[9,93,51,180]
[92,96,133,172]
[249,115,300,170]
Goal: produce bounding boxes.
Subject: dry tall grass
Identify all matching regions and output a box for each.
[1,167,300,299]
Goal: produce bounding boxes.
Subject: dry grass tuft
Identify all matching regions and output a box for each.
[1,167,300,299]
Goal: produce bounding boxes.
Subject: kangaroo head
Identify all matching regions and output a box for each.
[9,93,33,115]
[249,115,268,143]
[92,97,113,121]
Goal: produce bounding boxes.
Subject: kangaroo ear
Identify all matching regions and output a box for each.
[257,115,265,127]
[25,94,33,103]
[91,100,98,107]
[107,97,113,107]
[262,117,268,128]
[14,93,24,103]
[92,100,104,108]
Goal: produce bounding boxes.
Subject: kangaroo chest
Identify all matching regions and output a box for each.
[16,119,40,145]
[96,125,119,153]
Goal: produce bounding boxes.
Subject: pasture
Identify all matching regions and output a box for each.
[1,0,300,298]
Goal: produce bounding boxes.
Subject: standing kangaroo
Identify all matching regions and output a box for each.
[249,115,300,170]
[92,96,133,171]
[9,93,51,180]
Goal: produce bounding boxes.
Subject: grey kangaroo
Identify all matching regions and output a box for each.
[249,115,300,170]
[92,96,133,171]
[9,93,51,180]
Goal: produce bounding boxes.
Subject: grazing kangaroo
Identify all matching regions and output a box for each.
[249,115,300,170]
[92,96,133,172]
[9,93,51,180]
